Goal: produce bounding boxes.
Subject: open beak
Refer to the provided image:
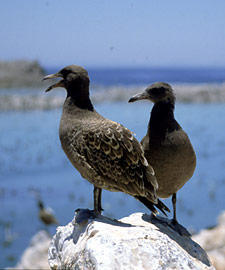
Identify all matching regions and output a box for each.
[128,91,149,103]
[42,72,65,92]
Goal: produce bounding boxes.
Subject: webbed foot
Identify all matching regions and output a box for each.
[168,219,191,237]
[73,208,97,225]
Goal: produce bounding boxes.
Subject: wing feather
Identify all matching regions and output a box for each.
[78,118,158,202]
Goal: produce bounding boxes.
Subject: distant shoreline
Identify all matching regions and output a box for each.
[0,60,45,88]
[1,60,225,88]
[0,60,225,110]
[0,82,225,111]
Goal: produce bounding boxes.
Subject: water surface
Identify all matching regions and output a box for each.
[0,101,225,267]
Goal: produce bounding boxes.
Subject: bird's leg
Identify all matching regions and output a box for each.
[172,193,177,223]
[168,193,191,236]
[96,187,103,212]
[93,186,103,215]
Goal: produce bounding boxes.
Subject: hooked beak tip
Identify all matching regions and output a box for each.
[128,92,149,103]
[128,97,136,103]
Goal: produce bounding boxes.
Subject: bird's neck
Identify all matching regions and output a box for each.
[38,202,44,210]
[148,101,180,141]
[66,82,94,111]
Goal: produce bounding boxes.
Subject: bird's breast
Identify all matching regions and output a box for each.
[146,130,196,198]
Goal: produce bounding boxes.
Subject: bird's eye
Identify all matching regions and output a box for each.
[60,70,71,77]
[150,87,165,96]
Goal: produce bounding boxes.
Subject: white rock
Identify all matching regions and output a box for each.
[16,230,51,269]
[49,210,215,270]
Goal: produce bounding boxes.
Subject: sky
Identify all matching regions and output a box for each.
[1,0,225,68]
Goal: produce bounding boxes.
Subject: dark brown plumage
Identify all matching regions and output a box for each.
[129,82,196,234]
[43,65,170,216]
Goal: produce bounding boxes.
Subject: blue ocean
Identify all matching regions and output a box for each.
[50,66,225,85]
[1,67,225,268]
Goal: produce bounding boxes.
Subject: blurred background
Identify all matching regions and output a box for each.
[0,0,225,268]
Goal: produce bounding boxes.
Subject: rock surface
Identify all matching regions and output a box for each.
[192,211,225,270]
[16,230,51,269]
[48,209,214,270]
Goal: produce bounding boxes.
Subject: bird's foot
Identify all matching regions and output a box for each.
[168,219,191,237]
[73,208,97,225]
[93,206,104,218]
[92,209,103,218]
[148,212,170,225]
[147,214,191,237]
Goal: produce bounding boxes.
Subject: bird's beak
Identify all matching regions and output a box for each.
[128,91,149,103]
[42,72,65,92]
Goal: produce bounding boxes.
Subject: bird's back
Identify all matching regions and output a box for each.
[59,97,158,203]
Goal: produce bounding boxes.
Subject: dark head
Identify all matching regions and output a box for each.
[43,65,93,110]
[38,200,44,210]
[43,65,89,92]
[128,82,175,104]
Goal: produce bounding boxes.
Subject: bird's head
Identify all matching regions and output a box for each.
[43,65,90,92]
[38,200,44,210]
[129,82,175,104]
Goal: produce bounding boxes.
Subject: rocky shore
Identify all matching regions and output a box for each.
[0,60,45,88]
[15,211,225,270]
[192,211,225,270]
[0,82,225,111]
[0,60,225,111]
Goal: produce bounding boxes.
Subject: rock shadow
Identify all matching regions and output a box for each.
[73,208,133,228]
[65,208,134,245]
[142,213,211,267]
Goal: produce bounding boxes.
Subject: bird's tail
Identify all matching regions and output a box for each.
[135,196,170,216]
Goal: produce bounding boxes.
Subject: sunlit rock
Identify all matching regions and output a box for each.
[49,209,215,270]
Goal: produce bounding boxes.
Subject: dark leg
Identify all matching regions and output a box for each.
[168,192,191,236]
[172,193,177,223]
[93,186,103,215]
